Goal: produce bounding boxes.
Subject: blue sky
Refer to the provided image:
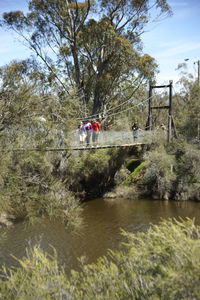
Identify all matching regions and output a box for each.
[142,0,200,87]
[0,0,200,89]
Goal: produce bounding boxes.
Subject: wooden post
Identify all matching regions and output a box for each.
[198,61,200,140]
[168,81,173,142]
[146,84,153,130]
[146,81,175,142]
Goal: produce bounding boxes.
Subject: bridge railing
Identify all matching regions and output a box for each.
[68,130,148,148]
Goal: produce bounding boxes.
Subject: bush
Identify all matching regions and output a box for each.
[114,166,131,185]
[143,146,175,199]
[173,144,200,201]
[176,144,200,184]
[66,148,128,198]
[0,85,82,228]
[0,150,82,228]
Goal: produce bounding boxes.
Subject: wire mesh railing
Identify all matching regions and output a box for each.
[0,128,150,151]
[68,130,148,148]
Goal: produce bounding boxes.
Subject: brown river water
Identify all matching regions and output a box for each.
[1,198,200,272]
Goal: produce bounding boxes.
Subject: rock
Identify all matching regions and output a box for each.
[163,192,169,200]
[0,213,14,227]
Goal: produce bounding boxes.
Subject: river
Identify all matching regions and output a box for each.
[1,198,200,272]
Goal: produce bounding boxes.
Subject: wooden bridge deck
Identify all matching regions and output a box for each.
[69,142,145,151]
[1,143,145,152]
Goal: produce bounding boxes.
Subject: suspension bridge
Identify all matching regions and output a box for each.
[67,129,148,150]
[1,130,149,152]
[0,82,176,152]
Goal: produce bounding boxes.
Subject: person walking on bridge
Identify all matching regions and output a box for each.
[84,120,92,146]
[132,122,139,141]
[78,121,86,146]
[160,123,167,131]
[92,119,101,145]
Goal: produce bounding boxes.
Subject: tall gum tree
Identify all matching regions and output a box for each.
[1,0,172,118]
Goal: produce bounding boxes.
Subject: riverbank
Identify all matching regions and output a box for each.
[105,139,200,202]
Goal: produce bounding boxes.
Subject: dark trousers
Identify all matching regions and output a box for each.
[86,132,91,145]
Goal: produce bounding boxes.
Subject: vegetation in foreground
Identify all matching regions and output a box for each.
[1,218,200,299]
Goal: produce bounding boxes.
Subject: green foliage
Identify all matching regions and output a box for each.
[0,80,82,228]
[143,145,175,199]
[66,148,126,197]
[129,161,148,182]
[0,63,80,137]
[143,129,168,149]
[1,0,171,115]
[114,166,131,186]
[125,159,141,172]
[141,141,200,201]
[0,245,68,300]
[172,143,200,201]
[173,63,200,141]
[176,144,200,182]
[0,150,82,228]
[118,160,148,187]
[1,218,200,299]
[68,150,110,179]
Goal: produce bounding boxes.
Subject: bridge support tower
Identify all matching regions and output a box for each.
[146,81,177,142]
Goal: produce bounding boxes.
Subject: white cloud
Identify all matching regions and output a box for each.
[155,42,200,59]
[169,1,187,8]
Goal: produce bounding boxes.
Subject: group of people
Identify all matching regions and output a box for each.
[78,119,167,147]
[78,119,101,146]
[78,119,141,146]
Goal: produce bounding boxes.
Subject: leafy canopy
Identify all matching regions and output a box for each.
[1,0,172,116]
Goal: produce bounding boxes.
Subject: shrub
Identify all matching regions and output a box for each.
[143,146,175,199]
[0,150,82,228]
[66,148,127,197]
[176,144,200,184]
[173,144,200,201]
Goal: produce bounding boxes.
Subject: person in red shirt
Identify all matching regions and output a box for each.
[92,119,100,145]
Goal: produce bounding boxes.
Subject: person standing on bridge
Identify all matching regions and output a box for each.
[84,120,92,146]
[92,119,101,145]
[160,123,167,131]
[78,121,86,146]
[132,122,139,141]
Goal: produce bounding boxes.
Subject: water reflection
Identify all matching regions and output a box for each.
[1,198,200,272]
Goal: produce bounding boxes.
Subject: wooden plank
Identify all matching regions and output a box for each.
[150,85,170,88]
[151,106,169,109]
[0,143,145,152]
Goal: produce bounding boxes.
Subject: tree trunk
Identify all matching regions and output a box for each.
[92,83,102,117]
[71,45,87,116]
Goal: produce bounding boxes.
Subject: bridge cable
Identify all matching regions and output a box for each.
[76,94,154,121]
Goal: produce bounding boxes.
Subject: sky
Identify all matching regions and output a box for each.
[0,0,200,90]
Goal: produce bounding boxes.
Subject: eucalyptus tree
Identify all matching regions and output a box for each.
[2,0,172,117]
[0,60,78,144]
[0,59,48,94]
[173,62,200,139]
